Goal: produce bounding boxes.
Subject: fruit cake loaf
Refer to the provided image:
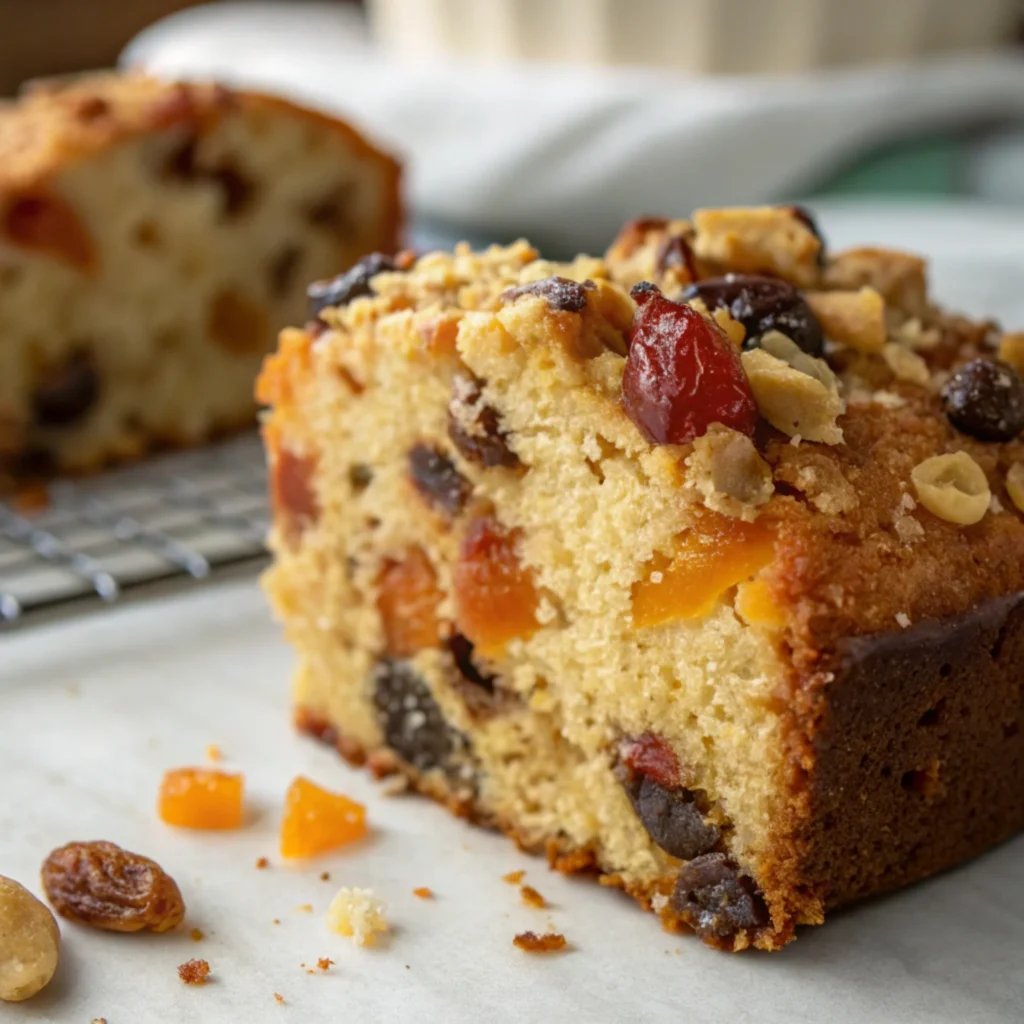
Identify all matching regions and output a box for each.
[259,206,1024,951]
[0,72,400,481]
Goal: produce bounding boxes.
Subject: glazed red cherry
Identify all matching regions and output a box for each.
[623,283,758,445]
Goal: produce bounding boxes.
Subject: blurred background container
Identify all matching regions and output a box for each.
[367,0,1021,75]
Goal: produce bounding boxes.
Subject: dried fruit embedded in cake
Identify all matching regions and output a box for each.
[0,876,60,1002]
[280,776,367,859]
[377,546,443,657]
[911,452,990,527]
[623,284,757,446]
[502,276,594,313]
[32,351,100,427]
[447,633,497,694]
[453,516,540,656]
[681,275,823,356]
[41,841,185,933]
[618,733,681,789]
[207,288,269,355]
[372,660,463,772]
[158,768,244,830]
[671,853,768,941]
[655,232,699,281]
[408,443,471,516]
[307,253,397,316]
[448,374,521,469]
[942,359,1024,442]
[632,515,775,628]
[4,191,95,271]
[270,448,319,542]
[620,773,720,861]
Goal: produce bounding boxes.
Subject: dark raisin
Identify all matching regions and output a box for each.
[671,853,769,940]
[210,163,254,218]
[408,443,470,516]
[941,358,1024,442]
[655,234,699,280]
[32,351,100,427]
[448,633,496,693]
[618,774,719,861]
[681,274,823,356]
[623,283,758,445]
[788,205,827,264]
[268,245,302,297]
[348,463,373,492]
[307,183,355,234]
[448,375,521,469]
[371,659,461,773]
[502,276,594,314]
[308,253,397,316]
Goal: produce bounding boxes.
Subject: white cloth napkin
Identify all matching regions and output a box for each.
[125,1,1024,252]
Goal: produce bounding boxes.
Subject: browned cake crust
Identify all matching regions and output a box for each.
[261,207,1024,950]
[0,72,401,482]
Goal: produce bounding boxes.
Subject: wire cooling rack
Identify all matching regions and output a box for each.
[0,434,270,631]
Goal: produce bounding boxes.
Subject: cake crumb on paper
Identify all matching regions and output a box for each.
[256,857,270,870]
[190,928,205,942]
[317,957,334,971]
[412,887,434,900]
[326,887,388,946]
[320,871,331,882]
[206,744,223,762]
[513,931,567,953]
[274,993,284,1004]
[502,870,525,885]
[520,885,546,909]
[296,903,313,913]
[178,959,211,985]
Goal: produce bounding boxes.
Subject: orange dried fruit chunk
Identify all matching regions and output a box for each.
[632,514,775,629]
[280,776,367,860]
[453,515,539,657]
[158,768,244,830]
[377,546,443,657]
[270,446,319,544]
[4,191,96,271]
[734,578,786,629]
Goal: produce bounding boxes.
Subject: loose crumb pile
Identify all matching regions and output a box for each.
[326,887,389,947]
[513,931,567,953]
[520,885,546,909]
[177,959,212,985]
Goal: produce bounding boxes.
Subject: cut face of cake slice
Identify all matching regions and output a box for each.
[259,208,1024,951]
[0,73,400,481]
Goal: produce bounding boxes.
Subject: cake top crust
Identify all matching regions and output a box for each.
[261,206,1024,667]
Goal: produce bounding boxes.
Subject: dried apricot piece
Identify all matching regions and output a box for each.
[270,447,320,543]
[4,191,96,271]
[158,768,244,830]
[453,515,539,656]
[632,515,775,628]
[377,546,443,657]
[280,776,367,859]
[41,841,185,933]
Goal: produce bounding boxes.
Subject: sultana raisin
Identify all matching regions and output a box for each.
[0,876,60,1002]
[41,841,185,933]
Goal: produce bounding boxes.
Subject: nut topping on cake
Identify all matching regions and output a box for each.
[911,452,990,526]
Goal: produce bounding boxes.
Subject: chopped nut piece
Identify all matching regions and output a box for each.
[882,343,931,386]
[741,346,844,444]
[0,876,60,1002]
[513,931,567,953]
[42,841,185,933]
[685,423,774,521]
[823,247,928,316]
[804,287,886,353]
[911,452,990,526]
[773,452,858,515]
[759,331,837,388]
[692,207,821,287]
[178,958,211,985]
[326,888,388,946]
[1006,462,1024,514]
[502,871,525,885]
[998,333,1024,377]
[520,885,546,909]
[412,887,434,900]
